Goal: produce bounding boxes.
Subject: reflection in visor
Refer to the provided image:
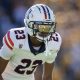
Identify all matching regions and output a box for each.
[38,25,51,33]
[36,25,52,38]
[33,24,54,38]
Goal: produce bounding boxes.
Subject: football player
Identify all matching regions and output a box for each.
[0,4,62,80]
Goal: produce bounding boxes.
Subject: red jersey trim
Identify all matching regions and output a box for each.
[3,31,14,50]
[7,31,14,46]
[4,36,13,50]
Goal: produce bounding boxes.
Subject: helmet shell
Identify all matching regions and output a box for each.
[24,4,56,41]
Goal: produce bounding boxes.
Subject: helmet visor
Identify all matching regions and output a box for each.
[34,24,55,38]
[36,25,52,37]
[28,21,56,37]
[38,25,51,33]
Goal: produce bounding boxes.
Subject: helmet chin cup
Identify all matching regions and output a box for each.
[36,33,49,42]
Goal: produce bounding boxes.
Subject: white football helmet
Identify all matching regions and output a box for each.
[24,4,56,42]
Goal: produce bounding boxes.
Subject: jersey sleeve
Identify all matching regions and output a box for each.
[0,30,14,60]
[45,32,62,63]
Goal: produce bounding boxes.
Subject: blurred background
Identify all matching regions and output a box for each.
[0,0,80,80]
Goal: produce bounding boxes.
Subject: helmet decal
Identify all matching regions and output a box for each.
[27,9,32,19]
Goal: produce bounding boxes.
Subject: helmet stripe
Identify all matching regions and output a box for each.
[41,5,47,19]
[36,6,41,13]
[45,6,51,19]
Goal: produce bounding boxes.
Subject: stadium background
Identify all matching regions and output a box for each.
[0,0,80,80]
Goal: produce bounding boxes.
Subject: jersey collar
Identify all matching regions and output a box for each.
[28,34,45,55]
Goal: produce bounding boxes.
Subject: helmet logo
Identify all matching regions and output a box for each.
[27,9,32,19]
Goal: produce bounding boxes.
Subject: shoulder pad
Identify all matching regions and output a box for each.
[47,32,62,50]
[3,27,26,50]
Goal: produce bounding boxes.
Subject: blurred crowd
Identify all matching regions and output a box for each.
[0,0,34,45]
[0,0,80,80]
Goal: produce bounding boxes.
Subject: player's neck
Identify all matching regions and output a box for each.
[30,36,42,47]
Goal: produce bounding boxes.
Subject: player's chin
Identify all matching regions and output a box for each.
[38,32,49,38]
